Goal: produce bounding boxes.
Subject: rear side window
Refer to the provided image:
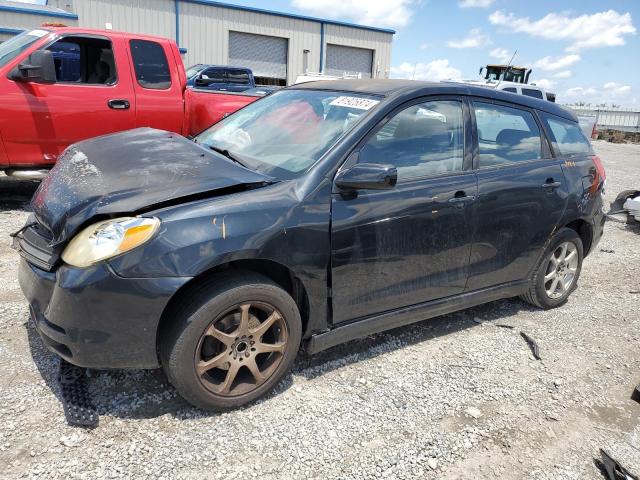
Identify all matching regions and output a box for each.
[130,39,171,90]
[201,68,226,83]
[473,102,542,167]
[228,69,250,85]
[522,88,544,99]
[541,113,592,157]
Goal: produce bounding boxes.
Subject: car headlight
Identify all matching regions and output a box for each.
[62,217,160,268]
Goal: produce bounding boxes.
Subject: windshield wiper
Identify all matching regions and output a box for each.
[208,145,249,168]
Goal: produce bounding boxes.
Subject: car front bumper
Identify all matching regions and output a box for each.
[19,258,191,369]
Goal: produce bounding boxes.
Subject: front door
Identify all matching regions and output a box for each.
[331,98,477,323]
[2,34,136,166]
[466,100,567,291]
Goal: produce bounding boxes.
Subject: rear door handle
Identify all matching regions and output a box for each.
[542,181,561,189]
[108,99,130,110]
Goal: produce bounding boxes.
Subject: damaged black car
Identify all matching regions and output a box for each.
[14,80,606,410]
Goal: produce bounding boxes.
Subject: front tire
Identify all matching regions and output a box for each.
[160,272,302,411]
[521,227,584,309]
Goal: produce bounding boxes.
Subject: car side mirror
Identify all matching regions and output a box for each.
[195,75,207,86]
[10,50,56,84]
[335,163,398,191]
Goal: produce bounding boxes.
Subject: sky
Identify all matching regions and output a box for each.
[228,0,640,107]
[13,0,640,106]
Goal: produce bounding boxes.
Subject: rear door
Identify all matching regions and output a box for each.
[2,33,136,166]
[331,97,477,323]
[466,100,567,291]
[129,38,184,134]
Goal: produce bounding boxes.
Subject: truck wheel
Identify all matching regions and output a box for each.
[521,228,584,310]
[160,272,302,411]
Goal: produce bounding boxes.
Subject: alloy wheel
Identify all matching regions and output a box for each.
[543,241,579,299]
[194,302,288,396]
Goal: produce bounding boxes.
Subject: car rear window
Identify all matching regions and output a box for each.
[540,113,592,157]
[130,39,171,90]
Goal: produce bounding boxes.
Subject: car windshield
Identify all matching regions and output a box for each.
[0,29,49,68]
[195,89,381,179]
[185,64,203,78]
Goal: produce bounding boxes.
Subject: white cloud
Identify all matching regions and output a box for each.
[489,47,511,63]
[420,43,429,50]
[564,82,633,103]
[390,59,462,81]
[489,9,636,52]
[291,0,415,28]
[552,70,572,78]
[447,28,492,48]
[459,0,494,8]
[533,54,581,71]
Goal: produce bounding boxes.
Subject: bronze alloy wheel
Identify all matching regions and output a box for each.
[194,302,288,396]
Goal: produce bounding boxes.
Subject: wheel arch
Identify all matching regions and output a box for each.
[156,258,311,358]
[563,218,594,256]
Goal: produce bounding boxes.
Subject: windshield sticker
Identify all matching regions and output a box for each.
[28,30,49,38]
[329,96,380,110]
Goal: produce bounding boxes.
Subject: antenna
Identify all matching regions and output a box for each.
[496,49,517,89]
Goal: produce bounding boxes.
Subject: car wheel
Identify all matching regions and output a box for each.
[160,272,302,411]
[521,227,584,310]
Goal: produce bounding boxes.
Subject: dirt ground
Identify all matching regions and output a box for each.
[0,141,638,480]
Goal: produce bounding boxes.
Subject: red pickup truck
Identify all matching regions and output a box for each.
[0,27,260,179]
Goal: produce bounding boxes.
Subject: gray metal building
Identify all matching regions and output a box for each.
[0,0,394,85]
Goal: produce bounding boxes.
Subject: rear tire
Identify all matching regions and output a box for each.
[521,228,584,310]
[159,272,302,411]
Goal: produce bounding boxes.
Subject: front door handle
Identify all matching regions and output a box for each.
[108,99,130,110]
[448,192,476,206]
[542,181,562,189]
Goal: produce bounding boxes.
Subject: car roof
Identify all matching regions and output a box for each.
[292,79,576,121]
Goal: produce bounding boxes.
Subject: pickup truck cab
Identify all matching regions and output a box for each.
[0,28,259,178]
[186,64,255,92]
[15,80,606,411]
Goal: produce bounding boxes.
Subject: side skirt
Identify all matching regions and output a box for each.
[305,280,528,354]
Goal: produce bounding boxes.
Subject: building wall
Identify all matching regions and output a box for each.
[0,0,393,84]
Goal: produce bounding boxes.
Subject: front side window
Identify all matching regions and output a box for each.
[541,113,592,157]
[46,36,116,85]
[228,69,250,85]
[130,39,171,90]
[474,102,542,167]
[201,68,226,83]
[360,100,464,181]
[0,29,49,69]
[196,89,381,179]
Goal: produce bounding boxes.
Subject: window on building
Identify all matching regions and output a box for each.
[46,35,116,85]
[522,88,544,99]
[474,102,543,166]
[130,39,171,90]
[360,100,465,181]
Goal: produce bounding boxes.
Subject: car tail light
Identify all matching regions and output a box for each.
[592,155,606,181]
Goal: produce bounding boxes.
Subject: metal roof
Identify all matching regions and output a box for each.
[0,0,78,19]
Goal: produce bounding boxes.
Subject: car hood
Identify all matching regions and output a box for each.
[31,128,273,244]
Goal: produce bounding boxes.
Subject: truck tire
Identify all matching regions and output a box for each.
[159,271,302,411]
[521,227,584,310]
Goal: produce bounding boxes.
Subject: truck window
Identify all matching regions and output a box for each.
[201,68,226,83]
[503,87,517,93]
[46,36,116,85]
[522,88,544,99]
[227,69,250,85]
[540,113,592,157]
[130,39,171,90]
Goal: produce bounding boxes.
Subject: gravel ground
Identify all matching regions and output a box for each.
[0,141,639,480]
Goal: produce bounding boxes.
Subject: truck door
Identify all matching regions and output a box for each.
[465,100,567,291]
[2,33,136,167]
[128,39,184,134]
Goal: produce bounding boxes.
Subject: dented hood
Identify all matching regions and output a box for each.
[32,128,272,244]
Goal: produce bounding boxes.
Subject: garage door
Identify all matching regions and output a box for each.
[229,31,288,86]
[325,44,373,79]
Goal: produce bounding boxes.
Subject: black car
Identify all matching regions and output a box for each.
[14,80,606,410]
